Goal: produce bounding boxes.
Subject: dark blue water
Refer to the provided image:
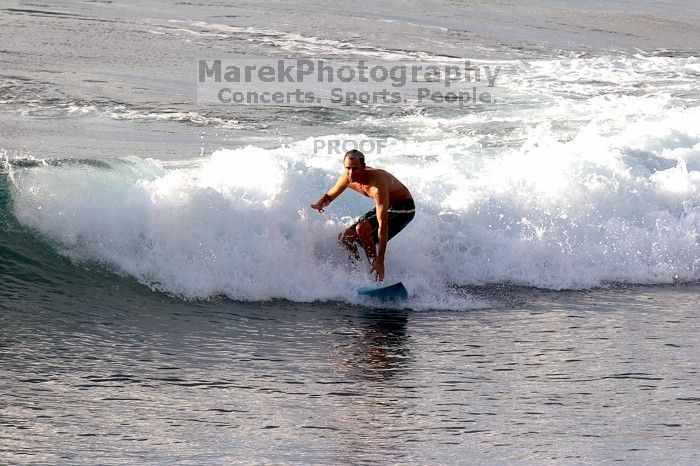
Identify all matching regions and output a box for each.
[2,261,698,463]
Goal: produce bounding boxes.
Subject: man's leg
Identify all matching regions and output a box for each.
[339,221,377,264]
[354,220,377,264]
[339,228,361,261]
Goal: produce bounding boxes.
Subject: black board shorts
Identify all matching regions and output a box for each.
[350,198,415,244]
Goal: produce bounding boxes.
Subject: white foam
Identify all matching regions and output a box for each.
[10,104,700,304]
[7,53,700,307]
[161,20,435,60]
[22,102,244,130]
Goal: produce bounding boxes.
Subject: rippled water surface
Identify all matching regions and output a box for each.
[2,284,698,464]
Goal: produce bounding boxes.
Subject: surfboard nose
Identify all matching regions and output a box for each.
[357,282,408,300]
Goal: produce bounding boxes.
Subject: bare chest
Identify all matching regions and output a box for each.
[348,181,375,198]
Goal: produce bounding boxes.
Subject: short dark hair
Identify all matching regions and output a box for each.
[344,149,365,166]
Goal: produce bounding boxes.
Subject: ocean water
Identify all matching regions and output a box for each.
[1,0,699,463]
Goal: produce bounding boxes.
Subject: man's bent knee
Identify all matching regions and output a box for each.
[355,221,373,239]
[339,228,358,245]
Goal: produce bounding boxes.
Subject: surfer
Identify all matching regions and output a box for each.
[310,149,415,282]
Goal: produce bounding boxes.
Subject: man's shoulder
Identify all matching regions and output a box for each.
[367,167,391,180]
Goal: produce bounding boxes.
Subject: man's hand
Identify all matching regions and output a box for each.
[311,193,333,213]
[372,259,385,282]
[309,201,325,213]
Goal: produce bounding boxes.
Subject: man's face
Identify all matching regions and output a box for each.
[344,157,365,182]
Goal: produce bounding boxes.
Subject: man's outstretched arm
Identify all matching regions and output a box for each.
[310,174,348,213]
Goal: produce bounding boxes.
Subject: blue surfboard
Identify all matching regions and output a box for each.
[357,281,408,300]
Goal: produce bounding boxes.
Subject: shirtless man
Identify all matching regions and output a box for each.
[310,149,415,282]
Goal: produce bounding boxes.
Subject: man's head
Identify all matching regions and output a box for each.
[344,149,366,182]
[344,149,365,166]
